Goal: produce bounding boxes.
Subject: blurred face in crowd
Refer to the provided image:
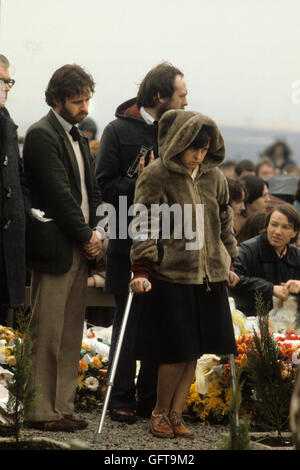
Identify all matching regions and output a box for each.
[257,164,275,179]
[221,165,236,179]
[239,169,256,178]
[0,64,11,107]
[247,184,270,214]
[231,192,246,216]
[267,210,297,252]
[54,88,91,124]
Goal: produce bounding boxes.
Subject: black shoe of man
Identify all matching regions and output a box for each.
[109,408,137,424]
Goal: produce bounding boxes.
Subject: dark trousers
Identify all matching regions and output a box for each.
[108,293,158,415]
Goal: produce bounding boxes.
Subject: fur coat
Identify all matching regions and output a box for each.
[130,109,238,284]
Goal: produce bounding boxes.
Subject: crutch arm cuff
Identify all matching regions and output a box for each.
[131,260,152,280]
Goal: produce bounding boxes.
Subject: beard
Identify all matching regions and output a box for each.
[60,105,87,125]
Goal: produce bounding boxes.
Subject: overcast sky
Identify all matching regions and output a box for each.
[1,0,300,136]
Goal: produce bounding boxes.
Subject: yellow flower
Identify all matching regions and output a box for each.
[77,374,84,389]
[78,360,88,373]
[0,347,5,363]
[6,355,16,366]
[90,356,102,369]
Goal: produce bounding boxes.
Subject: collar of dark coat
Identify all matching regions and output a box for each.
[115,98,145,123]
[47,109,87,142]
[259,231,299,266]
[0,106,18,130]
[0,107,18,159]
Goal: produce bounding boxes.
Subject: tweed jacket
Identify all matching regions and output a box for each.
[23,110,102,273]
[130,110,238,284]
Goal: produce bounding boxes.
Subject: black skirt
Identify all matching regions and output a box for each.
[133,277,237,364]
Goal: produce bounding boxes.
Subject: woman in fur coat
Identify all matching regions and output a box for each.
[129,109,239,439]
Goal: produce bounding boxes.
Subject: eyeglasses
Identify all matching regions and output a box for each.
[0,78,15,89]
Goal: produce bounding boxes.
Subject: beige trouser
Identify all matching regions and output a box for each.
[26,246,88,422]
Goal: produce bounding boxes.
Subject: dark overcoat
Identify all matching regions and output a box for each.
[0,107,28,307]
[232,231,300,315]
[95,98,158,294]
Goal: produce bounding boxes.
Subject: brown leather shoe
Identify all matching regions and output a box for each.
[150,412,174,438]
[64,415,89,430]
[169,411,194,439]
[109,408,137,424]
[25,418,78,432]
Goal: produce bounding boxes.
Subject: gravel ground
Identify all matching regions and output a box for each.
[18,410,228,451]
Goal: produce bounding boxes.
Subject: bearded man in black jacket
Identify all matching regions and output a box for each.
[23,64,102,432]
[96,62,188,423]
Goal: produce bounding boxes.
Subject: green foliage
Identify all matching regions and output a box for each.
[6,307,40,447]
[217,370,252,450]
[245,292,292,437]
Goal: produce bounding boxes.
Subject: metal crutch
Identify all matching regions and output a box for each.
[228,273,239,426]
[93,278,148,443]
[229,353,239,427]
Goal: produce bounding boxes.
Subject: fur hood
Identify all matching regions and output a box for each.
[131,110,237,285]
[158,109,225,174]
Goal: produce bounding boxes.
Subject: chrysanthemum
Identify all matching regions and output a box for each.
[90,356,102,369]
[84,376,99,391]
[78,360,89,373]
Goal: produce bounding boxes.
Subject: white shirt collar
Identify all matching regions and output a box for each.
[51,108,75,133]
[139,106,156,125]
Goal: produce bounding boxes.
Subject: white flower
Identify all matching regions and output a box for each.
[83,376,99,391]
[195,354,221,395]
[0,340,6,346]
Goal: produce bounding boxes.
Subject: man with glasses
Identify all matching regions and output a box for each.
[0,54,29,326]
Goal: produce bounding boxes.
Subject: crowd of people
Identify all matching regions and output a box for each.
[1,53,300,440]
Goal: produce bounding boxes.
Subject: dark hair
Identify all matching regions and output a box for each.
[136,62,183,108]
[235,159,256,177]
[237,211,268,244]
[0,55,9,68]
[187,127,211,150]
[261,140,292,162]
[266,204,300,238]
[227,177,247,203]
[240,174,268,204]
[45,64,95,107]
